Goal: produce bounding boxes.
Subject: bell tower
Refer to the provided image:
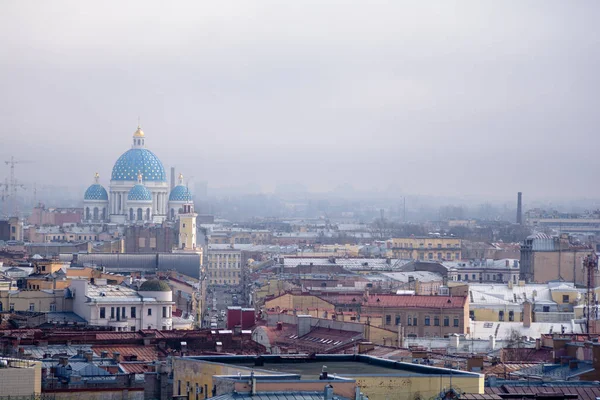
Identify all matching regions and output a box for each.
[178,202,197,250]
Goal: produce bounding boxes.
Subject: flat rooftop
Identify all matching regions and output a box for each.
[182,355,480,379]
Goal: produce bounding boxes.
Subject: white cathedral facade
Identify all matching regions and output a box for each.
[83,126,193,224]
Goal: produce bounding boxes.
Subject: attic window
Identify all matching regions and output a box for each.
[447,299,452,304]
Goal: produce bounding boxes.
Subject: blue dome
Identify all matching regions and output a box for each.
[84,184,108,201]
[169,185,193,202]
[128,184,152,202]
[111,149,166,182]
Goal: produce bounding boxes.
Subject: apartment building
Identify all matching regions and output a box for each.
[206,245,242,285]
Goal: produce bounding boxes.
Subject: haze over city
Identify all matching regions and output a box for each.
[1,1,599,203]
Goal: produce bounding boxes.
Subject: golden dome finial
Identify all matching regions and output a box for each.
[178,173,184,185]
[94,172,100,184]
[137,171,143,183]
[133,125,145,138]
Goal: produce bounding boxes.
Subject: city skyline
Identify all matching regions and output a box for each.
[1,1,599,200]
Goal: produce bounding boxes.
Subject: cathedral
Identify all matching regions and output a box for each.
[82,125,193,224]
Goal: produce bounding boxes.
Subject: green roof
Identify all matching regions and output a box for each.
[139,280,171,292]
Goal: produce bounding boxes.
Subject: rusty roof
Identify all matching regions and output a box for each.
[92,344,165,362]
[364,294,466,308]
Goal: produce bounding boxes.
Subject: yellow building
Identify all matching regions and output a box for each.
[173,355,484,400]
[0,358,41,396]
[206,247,242,285]
[264,293,335,313]
[0,288,71,313]
[389,236,461,261]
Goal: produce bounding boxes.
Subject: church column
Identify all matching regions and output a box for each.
[111,192,115,214]
[158,193,162,215]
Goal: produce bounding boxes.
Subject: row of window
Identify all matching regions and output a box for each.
[417,252,460,261]
[385,314,460,327]
[98,306,172,319]
[114,325,170,332]
[209,279,239,285]
[207,271,240,278]
[46,235,97,241]
[396,242,458,249]
[207,262,241,269]
[0,302,56,312]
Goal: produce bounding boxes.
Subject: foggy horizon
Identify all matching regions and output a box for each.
[1,1,599,203]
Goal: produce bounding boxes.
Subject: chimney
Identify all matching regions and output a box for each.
[523,300,532,328]
[276,322,283,331]
[84,351,93,362]
[59,356,69,366]
[517,192,522,225]
[170,167,176,190]
[397,324,405,349]
[489,335,496,350]
[450,334,459,348]
[535,338,541,350]
[113,352,121,363]
[324,384,334,400]
[569,359,578,369]
[101,351,108,359]
[505,260,509,267]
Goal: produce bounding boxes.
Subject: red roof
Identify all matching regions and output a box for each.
[364,294,466,308]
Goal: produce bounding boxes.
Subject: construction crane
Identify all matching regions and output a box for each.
[2,156,33,216]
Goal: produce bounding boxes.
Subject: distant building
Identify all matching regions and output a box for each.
[28,205,82,226]
[0,217,22,241]
[123,224,176,253]
[207,245,242,285]
[520,233,594,285]
[388,236,461,261]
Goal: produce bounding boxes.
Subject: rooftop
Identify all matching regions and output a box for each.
[364,294,466,308]
[182,354,481,379]
[212,392,349,400]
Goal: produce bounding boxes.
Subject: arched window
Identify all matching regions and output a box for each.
[93,207,99,220]
[171,208,175,219]
[146,208,150,220]
[129,208,134,220]
[0,301,3,312]
[85,207,90,220]
[137,208,143,220]
[101,207,106,220]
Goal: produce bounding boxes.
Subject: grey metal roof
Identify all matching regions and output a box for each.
[59,253,202,278]
[211,392,349,400]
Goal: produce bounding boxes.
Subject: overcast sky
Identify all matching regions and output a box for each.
[0,1,598,201]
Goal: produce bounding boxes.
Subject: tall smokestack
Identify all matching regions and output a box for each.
[517,192,523,225]
[170,167,175,190]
